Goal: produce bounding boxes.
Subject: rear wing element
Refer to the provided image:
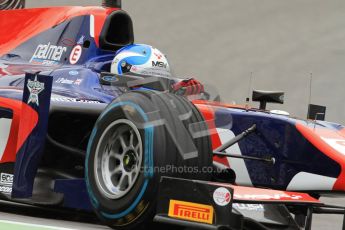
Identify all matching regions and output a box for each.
[155,177,330,230]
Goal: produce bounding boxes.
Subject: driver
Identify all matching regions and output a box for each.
[110,44,204,96]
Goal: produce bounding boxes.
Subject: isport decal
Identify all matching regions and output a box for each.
[27,76,45,106]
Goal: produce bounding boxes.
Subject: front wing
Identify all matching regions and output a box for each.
[155,176,344,230]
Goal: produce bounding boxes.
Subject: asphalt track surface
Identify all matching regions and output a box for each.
[1,0,344,229]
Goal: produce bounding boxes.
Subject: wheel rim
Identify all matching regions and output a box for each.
[94,119,143,199]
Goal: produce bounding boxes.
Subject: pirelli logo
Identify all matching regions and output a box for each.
[168,200,214,224]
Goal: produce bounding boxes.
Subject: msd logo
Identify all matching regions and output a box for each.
[152,61,167,68]
[168,200,214,224]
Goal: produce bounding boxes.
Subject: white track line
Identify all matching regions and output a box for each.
[0,219,78,230]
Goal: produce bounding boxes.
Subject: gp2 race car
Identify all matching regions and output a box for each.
[0,1,345,229]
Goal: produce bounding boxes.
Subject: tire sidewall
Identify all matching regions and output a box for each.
[85,91,213,229]
[86,100,163,227]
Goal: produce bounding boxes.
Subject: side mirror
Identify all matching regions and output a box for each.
[252,90,284,110]
[307,104,326,121]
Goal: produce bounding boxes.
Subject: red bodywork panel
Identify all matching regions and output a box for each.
[0,97,37,163]
[296,122,345,191]
[195,103,230,167]
[0,6,118,56]
[231,185,320,204]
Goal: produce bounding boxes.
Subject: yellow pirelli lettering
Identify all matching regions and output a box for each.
[168,200,214,224]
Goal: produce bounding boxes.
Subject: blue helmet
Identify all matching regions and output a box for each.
[110,44,172,78]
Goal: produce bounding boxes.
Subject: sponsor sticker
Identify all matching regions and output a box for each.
[30,42,67,65]
[74,79,83,85]
[154,52,163,60]
[51,97,101,104]
[27,75,45,106]
[234,193,303,200]
[101,75,119,83]
[55,77,83,85]
[213,187,231,206]
[0,173,13,195]
[77,35,85,45]
[233,203,264,211]
[69,45,82,65]
[0,185,12,194]
[168,200,214,224]
[69,70,79,76]
[0,173,13,185]
[152,61,167,68]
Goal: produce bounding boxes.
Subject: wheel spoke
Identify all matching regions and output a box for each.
[119,174,128,190]
[109,147,122,157]
[135,142,140,153]
[127,173,132,186]
[111,167,122,176]
[129,130,134,147]
[114,153,122,161]
[117,174,124,187]
[131,171,136,184]
[105,142,114,155]
[119,135,127,150]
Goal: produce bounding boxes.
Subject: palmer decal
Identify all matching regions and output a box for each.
[30,42,67,65]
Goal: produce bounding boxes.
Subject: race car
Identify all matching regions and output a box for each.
[0,1,345,229]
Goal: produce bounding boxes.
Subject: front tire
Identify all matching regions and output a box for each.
[85,91,212,229]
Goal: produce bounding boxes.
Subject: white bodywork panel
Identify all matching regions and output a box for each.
[287,172,336,190]
[217,128,253,186]
[0,118,12,161]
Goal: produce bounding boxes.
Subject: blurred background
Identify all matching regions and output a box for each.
[26,0,345,124]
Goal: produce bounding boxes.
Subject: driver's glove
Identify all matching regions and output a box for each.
[172,78,204,96]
